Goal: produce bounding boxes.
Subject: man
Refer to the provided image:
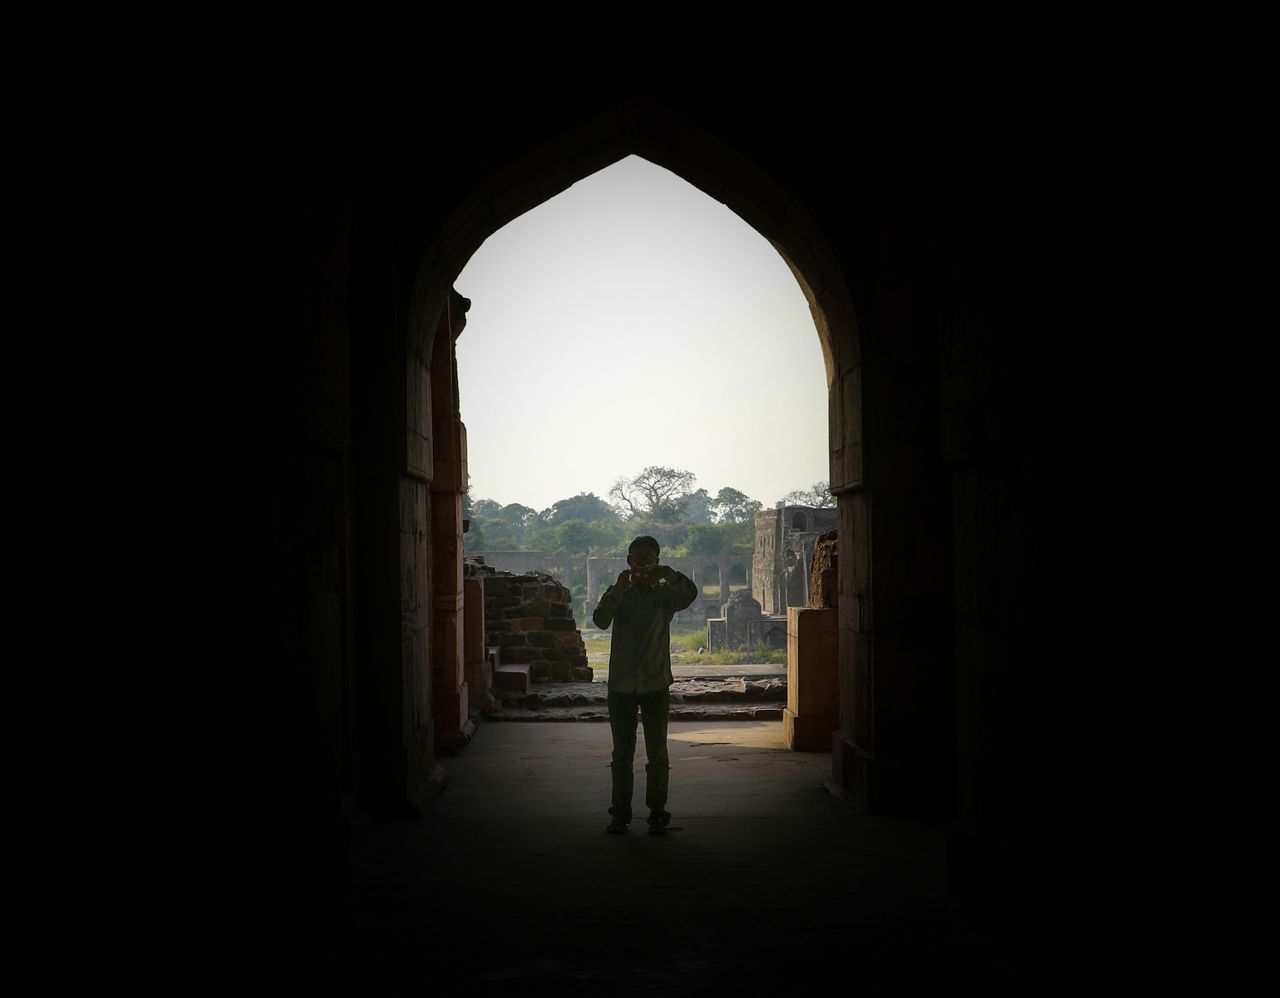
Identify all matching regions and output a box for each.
[592,535,698,835]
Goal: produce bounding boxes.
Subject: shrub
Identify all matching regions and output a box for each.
[677,629,707,653]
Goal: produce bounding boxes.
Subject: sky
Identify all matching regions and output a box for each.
[454,155,829,514]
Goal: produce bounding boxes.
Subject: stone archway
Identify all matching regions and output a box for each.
[405,99,901,808]
[270,44,1045,966]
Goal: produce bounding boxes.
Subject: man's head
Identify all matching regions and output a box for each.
[627,535,660,571]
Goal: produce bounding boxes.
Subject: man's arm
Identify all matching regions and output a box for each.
[657,567,699,613]
[592,571,631,629]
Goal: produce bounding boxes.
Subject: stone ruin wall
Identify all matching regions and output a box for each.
[473,566,592,683]
[706,589,788,653]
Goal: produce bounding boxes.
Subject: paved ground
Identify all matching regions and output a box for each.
[277,720,1041,995]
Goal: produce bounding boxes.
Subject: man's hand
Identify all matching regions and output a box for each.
[648,565,675,584]
[629,564,673,587]
[614,570,632,591]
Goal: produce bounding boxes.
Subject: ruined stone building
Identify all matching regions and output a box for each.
[263,16,1071,988]
[752,504,839,615]
[702,505,836,652]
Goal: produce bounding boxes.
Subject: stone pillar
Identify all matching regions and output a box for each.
[785,607,839,751]
[718,559,730,603]
[429,292,470,748]
[463,577,493,710]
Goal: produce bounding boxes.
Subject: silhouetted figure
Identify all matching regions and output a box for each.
[592,535,698,835]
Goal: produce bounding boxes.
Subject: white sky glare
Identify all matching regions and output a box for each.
[454,156,829,514]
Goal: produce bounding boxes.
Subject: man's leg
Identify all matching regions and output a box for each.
[639,689,671,832]
[607,692,639,831]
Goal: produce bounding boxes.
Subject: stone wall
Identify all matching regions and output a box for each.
[471,564,592,682]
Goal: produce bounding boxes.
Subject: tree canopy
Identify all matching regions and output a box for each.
[609,466,698,521]
[710,486,762,524]
[540,492,618,526]
[781,481,835,508]
[463,473,810,562]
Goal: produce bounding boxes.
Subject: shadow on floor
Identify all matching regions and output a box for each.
[266,721,1042,995]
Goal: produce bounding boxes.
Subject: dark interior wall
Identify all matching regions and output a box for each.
[264,6,1055,954]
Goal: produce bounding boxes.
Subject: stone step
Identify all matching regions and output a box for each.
[493,663,532,694]
[493,677,787,715]
[485,703,786,723]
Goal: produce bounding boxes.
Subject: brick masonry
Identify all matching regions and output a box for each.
[466,560,592,682]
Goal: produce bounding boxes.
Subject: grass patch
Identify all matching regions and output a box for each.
[675,628,707,653]
[588,624,784,667]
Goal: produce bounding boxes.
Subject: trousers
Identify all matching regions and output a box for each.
[607,689,670,822]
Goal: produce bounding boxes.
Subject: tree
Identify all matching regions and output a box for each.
[551,519,593,554]
[782,481,835,508]
[471,498,503,519]
[682,523,725,555]
[680,488,715,524]
[540,492,618,527]
[496,503,538,528]
[721,518,755,552]
[471,502,538,548]
[586,519,627,554]
[710,486,762,524]
[609,466,697,520]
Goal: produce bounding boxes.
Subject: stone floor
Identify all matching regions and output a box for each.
[267,720,1048,995]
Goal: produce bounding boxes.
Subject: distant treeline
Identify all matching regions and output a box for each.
[463,467,833,560]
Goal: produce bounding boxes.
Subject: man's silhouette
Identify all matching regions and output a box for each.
[592,535,698,835]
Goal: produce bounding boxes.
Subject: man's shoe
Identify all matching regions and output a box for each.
[647,822,666,836]
[606,818,629,834]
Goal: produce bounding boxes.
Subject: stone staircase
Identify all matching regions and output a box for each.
[485,675,788,722]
